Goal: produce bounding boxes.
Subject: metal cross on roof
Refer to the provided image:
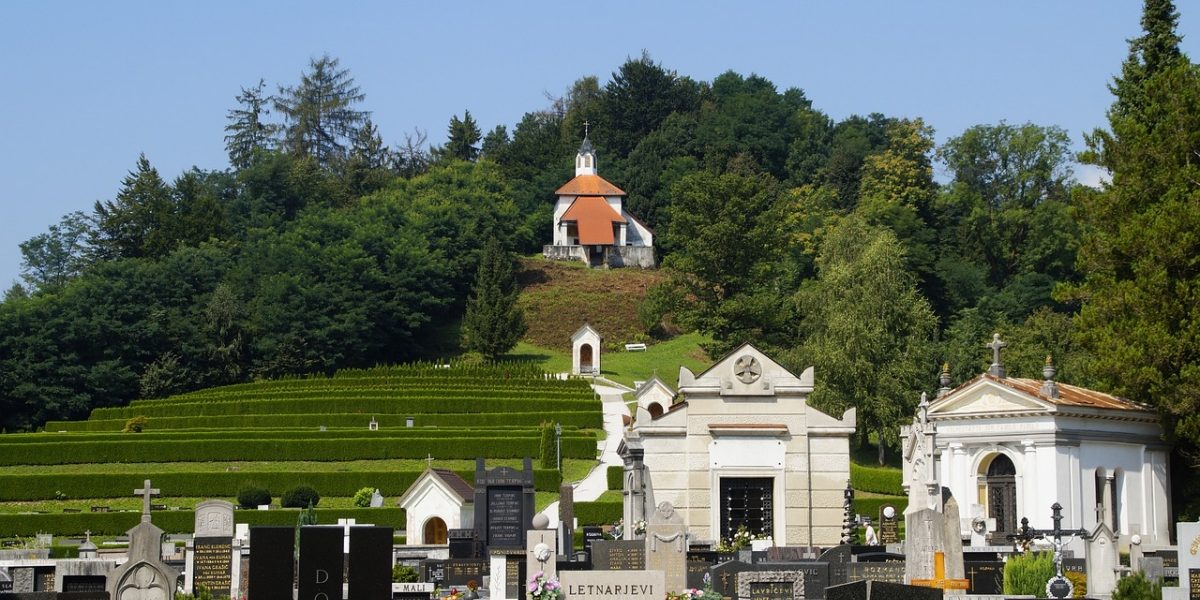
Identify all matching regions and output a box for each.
[134,479,160,523]
[583,120,590,138]
[986,333,1008,378]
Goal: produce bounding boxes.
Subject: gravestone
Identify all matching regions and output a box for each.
[591,539,645,570]
[449,529,478,559]
[392,582,437,599]
[369,488,384,508]
[348,526,393,600]
[645,501,687,593]
[846,563,906,585]
[1179,523,1200,600]
[442,558,488,587]
[420,559,446,586]
[904,508,942,584]
[1143,557,1166,584]
[766,547,812,562]
[878,505,899,545]
[247,527,294,600]
[559,570,664,600]
[187,500,235,598]
[939,496,966,595]
[687,551,720,589]
[297,527,343,600]
[819,545,853,586]
[526,529,557,580]
[582,526,604,562]
[559,485,575,556]
[710,561,752,600]
[106,480,181,600]
[826,580,943,600]
[1085,522,1118,597]
[963,561,1004,595]
[473,458,536,553]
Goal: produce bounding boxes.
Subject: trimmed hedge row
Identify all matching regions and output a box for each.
[134,387,591,407]
[850,464,904,496]
[0,507,406,536]
[853,496,908,521]
[607,466,623,491]
[91,396,595,419]
[575,500,622,526]
[0,437,598,465]
[0,428,596,445]
[0,469,564,501]
[47,411,604,432]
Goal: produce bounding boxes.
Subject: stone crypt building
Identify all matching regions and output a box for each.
[904,335,1171,553]
[543,137,655,268]
[620,343,855,547]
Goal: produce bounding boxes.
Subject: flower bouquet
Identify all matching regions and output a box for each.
[527,571,563,600]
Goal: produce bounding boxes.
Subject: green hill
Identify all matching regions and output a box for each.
[0,362,602,537]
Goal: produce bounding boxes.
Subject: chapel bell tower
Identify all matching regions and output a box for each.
[575,135,597,176]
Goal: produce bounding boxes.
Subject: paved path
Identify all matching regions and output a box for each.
[537,382,631,525]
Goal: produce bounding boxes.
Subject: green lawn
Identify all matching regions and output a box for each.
[508,332,712,389]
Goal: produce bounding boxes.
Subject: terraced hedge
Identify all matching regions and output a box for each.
[46,411,602,432]
[575,500,622,525]
[0,469,563,501]
[0,436,598,465]
[849,464,904,496]
[0,507,406,536]
[0,428,594,444]
[90,396,593,419]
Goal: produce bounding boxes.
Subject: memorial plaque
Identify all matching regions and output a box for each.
[192,537,233,597]
[711,561,752,600]
[505,556,521,598]
[749,580,795,600]
[62,576,107,593]
[249,527,295,600]
[448,529,478,560]
[348,526,393,600]
[737,570,805,600]
[1190,569,1200,600]
[687,551,720,589]
[559,570,664,600]
[421,560,446,585]
[1047,574,1073,599]
[393,582,436,599]
[442,559,488,587]
[488,488,524,548]
[1142,557,1165,583]
[298,527,343,600]
[591,539,645,570]
[846,562,906,585]
[878,504,899,545]
[964,561,1003,595]
[473,458,536,553]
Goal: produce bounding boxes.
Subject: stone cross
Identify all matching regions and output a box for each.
[911,551,970,592]
[986,333,1007,378]
[134,479,160,523]
[426,454,434,468]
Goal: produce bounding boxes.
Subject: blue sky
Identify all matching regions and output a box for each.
[0,1,1193,288]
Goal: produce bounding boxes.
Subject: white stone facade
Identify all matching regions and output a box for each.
[624,344,855,547]
[571,324,602,376]
[396,470,474,545]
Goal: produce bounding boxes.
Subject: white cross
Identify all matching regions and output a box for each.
[134,479,160,522]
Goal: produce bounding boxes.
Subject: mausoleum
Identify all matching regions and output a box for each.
[904,335,1171,554]
[621,343,855,547]
[543,136,655,268]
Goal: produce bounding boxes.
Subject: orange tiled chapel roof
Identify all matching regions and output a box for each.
[561,196,626,245]
[555,174,626,196]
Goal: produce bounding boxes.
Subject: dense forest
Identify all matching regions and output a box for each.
[2,2,1196,509]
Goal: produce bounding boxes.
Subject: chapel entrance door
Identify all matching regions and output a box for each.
[580,344,593,374]
[719,477,774,541]
[424,517,448,544]
[984,454,1018,541]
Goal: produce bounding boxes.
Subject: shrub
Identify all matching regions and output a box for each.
[607,465,623,491]
[353,487,375,508]
[281,485,320,508]
[575,500,622,525]
[850,463,903,495]
[236,486,271,508]
[539,422,556,469]
[1112,572,1160,600]
[122,416,148,433]
[392,565,418,583]
[1066,571,1087,598]
[1003,552,1055,597]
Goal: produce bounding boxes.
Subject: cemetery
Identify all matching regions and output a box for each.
[0,337,1194,600]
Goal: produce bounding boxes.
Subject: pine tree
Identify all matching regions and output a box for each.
[224,79,277,169]
[1111,0,1183,122]
[91,154,176,259]
[274,55,369,167]
[444,110,482,161]
[461,239,526,359]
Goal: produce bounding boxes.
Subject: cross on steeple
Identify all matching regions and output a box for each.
[582,120,590,138]
[986,333,1008,378]
[133,479,160,523]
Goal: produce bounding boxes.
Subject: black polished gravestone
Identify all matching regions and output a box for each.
[473,458,536,553]
[845,562,906,586]
[758,562,830,600]
[963,561,1003,595]
[442,559,488,587]
[421,559,446,587]
[818,545,854,586]
[448,529,479,560]
[826,580,942,600]
[348,526,393,600]
[687,551,720,589]
[248,526,295,600]
[582,526,604,562]
[710,561,753,600]
[298,527,343,600]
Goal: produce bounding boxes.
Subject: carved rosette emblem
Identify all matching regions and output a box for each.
[734,355,761,384]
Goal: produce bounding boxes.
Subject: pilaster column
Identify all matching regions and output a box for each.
[1022,440,1037,526]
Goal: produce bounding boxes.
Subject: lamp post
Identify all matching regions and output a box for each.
[555,422,562,472]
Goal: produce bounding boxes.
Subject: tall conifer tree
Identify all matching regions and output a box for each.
[274,55,369,167]
[461,239,526,359]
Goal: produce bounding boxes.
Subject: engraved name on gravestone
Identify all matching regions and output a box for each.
[738,569,805,600]
[559,570,665,600]
[1180,523,1200,600]
[591,539,646,570]
[879,504,899,545]
[190,500,235,598]
[473,458,535,553]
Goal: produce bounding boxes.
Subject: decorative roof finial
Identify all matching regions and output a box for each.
[918,391,930,425]
[986,333,1007,378]
[1041,354,1060,399]
[583,119,590,139]
[938,362,953,398]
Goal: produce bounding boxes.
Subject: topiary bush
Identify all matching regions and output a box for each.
[281,485,320,508]
[1003,552,1055,597]
[353,487,375,508]
[236,486,271,508]
[122,416,148,433]
[539,421,556,469]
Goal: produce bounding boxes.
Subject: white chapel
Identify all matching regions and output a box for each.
[543,137,655,268]
[620,343,855,547]
[903,335,1171,554]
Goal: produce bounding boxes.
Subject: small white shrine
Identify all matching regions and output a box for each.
[571,324,602,376]
[904,334,1171,555]
[396,468,476,545]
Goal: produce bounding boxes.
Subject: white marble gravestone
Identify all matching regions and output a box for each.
[645,502,687,593]
[1174,522,1200,600]
[106,480,182,600]
[185,500,239,599]
[526,529,557,581]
